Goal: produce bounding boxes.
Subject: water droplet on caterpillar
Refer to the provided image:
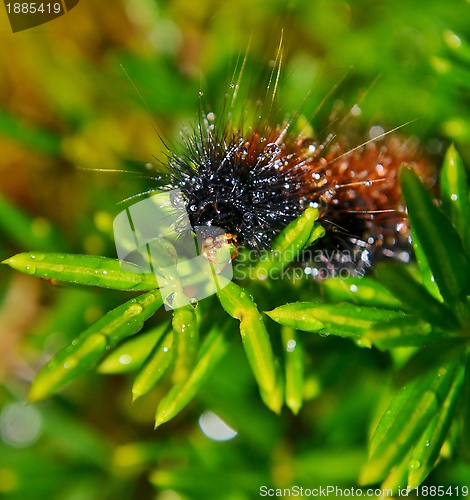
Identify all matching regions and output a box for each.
[263,143,280,157]
[236,145,249,160]
[369,125,385,139]
[170,191,185,209]
[350,104,361,116]
[243,212,254,222]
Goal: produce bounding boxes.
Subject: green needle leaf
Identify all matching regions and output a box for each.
[381,450,412,495]
[459,353,470,462]
[359,359,459,485]
[281,326,304,415]
[266,302,404,345]
[172,305,199,385]
[322,276,402,309]
[217,281,284,413]
[364,316,443,350]
[401,167,469,306]
[98,322,169,374]
[407,359,465,489]
[440,144,470,252]
[375,263,460,331]
[3,252,159,291]
[253,207,325,278]
[369,378,420,458]
[155,323,230,427]
[409,225,443,300]
[29,290,163,401]
[132,328,173,401]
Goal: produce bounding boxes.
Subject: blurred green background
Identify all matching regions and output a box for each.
[1,1,470,499]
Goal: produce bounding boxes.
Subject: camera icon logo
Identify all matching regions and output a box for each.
[113,189,233,310]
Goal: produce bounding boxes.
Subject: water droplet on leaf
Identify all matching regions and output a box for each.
[126,304,144,316]
[408,459,421,470]
[24,265,36,275]
[31,253,45,261]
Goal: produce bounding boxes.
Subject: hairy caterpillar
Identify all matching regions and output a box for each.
[125,46,436,280]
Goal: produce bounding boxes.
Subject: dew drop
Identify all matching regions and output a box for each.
[364,180,373,187]
[24,265,36,275]
[451,193,458,201]
[438,367,447,377]
[375,163,385,175]
[170,191,185,209]
[63,357,78,370]
[350,104,361,116]
[30,253,45,261]
[126,304,143,316]
[425,440,431,447]
[408,459,421,470]
[350,284,358,293]
[119,354,132,365]
[198,91,204,96]
[264,143,280,157]
[237,145,248,159]
[445,31,461,49]
[243,212,254,222]
[286,339,296,352]
[369,125,385,140]
[189,297,198,308]
[102,270,108,275]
